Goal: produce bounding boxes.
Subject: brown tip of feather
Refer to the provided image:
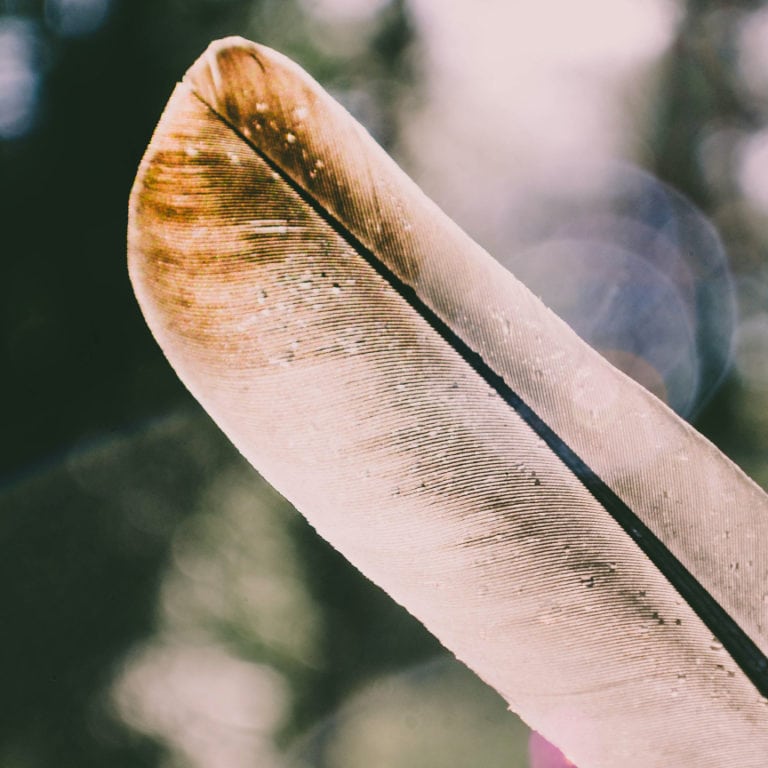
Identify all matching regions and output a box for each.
[185,37,314,149]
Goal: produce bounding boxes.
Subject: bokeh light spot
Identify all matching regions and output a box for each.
[502,166,736,417]
[0,17,42,140]
[45,0,111,38]
[114,642,288,768]
[738,128,768,212]
[301,0,389,23]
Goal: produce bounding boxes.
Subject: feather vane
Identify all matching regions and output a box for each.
[128,38,768,767]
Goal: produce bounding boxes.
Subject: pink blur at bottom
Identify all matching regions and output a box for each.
[529,731,578,768]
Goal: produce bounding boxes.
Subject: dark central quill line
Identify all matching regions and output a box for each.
[194,90,768,700]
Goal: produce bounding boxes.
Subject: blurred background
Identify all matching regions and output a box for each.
[2,0,768,766]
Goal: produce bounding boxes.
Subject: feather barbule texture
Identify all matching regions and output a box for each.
[128,37,768,767]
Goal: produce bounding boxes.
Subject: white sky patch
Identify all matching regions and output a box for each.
[402,0,680,250]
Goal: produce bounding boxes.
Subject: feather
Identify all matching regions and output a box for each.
[127,37,768,767]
